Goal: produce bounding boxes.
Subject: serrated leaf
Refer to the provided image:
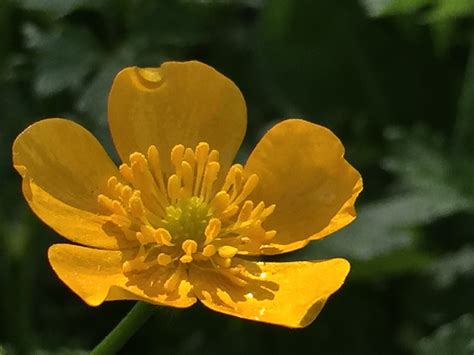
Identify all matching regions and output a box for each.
[383,0,430,16]
[24,24,103,96]
[426,0,474,22]
[416,314,474,355]
[359,0,394,17]
[360,0,430,17]
[430,246,474,288]
[76,44,137,122]
[296,188,469,261]
[16,0,103,18]
[361,0,474,21]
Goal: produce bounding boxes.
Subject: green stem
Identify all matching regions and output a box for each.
[91,302,156,355]
[452,33,474,155]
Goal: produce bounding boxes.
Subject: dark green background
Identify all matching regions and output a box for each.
[1,0,474,354]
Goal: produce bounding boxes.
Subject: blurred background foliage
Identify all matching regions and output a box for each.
[1,0,474,354]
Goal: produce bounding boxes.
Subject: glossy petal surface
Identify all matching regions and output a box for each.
[190,257,350,328]
[108,61,246,174]
[244,119,362,254]
[12,119,133,249]
[49,244,196,307]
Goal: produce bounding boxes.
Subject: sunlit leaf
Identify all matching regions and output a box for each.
[23,24,103,96]
[416,314,474,355]
[16,0,104,18]
[426,0,474,22]
[430,247,474,288]
[360,0,429,17]
[316,189,468,260]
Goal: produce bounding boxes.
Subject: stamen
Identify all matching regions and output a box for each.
[180,239,198,263]
[171,144,185,171]
[154,228,174,246]
[201,161,220,201]
[164,267,182,291]
[194,142,209,196]
[204,218,221,245]
[157,253,172,266]
[99,142,276,277]
[181,161,194,199]
[119,164,134,184]
[147,145,168,202]
[202,244,216,257]
[233,174,258,205]
[210,191,231,214]
[238,200,254,222]
[139,226,156,244]
[182,239,198,254]
[167,174,181,202]
[218,246,238,258]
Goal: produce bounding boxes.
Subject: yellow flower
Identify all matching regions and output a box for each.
[12,61,362,328]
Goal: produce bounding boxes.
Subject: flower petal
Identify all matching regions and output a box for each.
[108,61,247,174]
[244,119,362,255]
[190,257,350,328]
[48,244,196,308]
[12,118,134,249]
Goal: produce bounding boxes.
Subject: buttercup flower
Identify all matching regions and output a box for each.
[13,61,362,328]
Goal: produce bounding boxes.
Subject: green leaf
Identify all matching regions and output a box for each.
[416,314,474,355]
[430,247,474,288]
[325,191,467,259]
[23,24,103,96]
[16,0,104,18]
[361,0,474,20]
[0,344,7,355]
[76,44,137,122]
[359,0,394,17]
[426,0,474,22]
[363,0,430,17]
[290,184,469,264]
[350,248,433,281]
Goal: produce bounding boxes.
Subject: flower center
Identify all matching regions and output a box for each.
[97,142,276,275]
[163,196,211,245]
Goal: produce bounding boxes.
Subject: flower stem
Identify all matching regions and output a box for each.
[91,302,156,355]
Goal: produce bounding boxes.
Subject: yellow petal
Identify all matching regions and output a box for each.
[108,61,247,174]
[48,244,196,308]
[244,119,363,255]
[12,118,134,249]
[190,257,350,328]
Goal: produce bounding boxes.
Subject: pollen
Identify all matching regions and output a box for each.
[97,142,276,285]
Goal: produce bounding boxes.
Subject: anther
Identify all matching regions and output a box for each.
[218,246,238,258]
[184,148,195,169]
[181,161,194,198]
[182,239,198,255]
[154,228,174,246]
[157,253,172,266]
[167,174,181,202]
[195,142,210,163]
[238,200,254,222]
[171,144,185,170]
[119,164,134,183]
[210,191,230,214]
[204,218,221,245]
[202,244,216,257]
[147,145,167,196]
[130,192,146,219]
[233,174,259,205]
